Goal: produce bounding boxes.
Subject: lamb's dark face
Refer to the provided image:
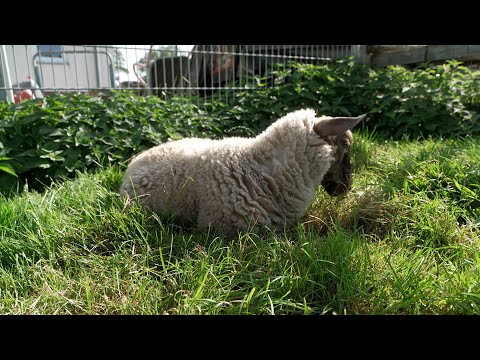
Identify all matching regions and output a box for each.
[321,131,354,196]
[312,114,365,197]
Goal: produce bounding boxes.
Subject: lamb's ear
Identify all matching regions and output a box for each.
[314,114,366,137]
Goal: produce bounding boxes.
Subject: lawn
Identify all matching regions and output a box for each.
[1,133,479,314]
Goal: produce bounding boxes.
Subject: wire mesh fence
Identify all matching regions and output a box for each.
[0,45,359,104]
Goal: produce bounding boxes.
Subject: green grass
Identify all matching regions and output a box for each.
[1,134,479,314]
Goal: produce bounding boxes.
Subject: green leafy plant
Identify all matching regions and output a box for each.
[0,92,233,193]
[1,58,479,194]
[0,157,17,177]
[221,58,480,139]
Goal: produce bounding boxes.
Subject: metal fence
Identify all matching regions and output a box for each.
[0,45,360,104]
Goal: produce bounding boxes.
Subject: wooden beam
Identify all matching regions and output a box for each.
[426,45,480,62]
[371,46,427,66]
[368,45,426,54]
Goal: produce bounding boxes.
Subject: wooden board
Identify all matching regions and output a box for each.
[426,45,480,62]
[371,46,427,66]
[370,45,480,67]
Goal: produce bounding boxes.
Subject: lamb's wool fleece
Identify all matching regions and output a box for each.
[120,108,342,237]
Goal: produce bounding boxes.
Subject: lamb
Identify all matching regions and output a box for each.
[120,108,365,238]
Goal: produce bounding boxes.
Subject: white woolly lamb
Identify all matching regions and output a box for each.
[120,108,365,238]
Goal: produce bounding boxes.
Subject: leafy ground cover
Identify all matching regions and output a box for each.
[1,59,479,193]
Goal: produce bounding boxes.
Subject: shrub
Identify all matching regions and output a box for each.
[222,59,480,138]
[1,58,479,193]
[0,93,231,192]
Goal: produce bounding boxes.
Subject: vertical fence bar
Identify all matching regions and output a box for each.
[10,45,18,95]
[221,45,225,102]
[133,45,138,92]
[36,46,45,91]
[239,45,243,90]
[255,45,265,86]
[248,45,252,90]
[24,45,32,83]
[133,46,139,95]
[215,45,219,102]
[194,46,199,106]
[93,46,100,93]
[152,47,158,97]
[123,45,128,89]
[179,46,184,99]
[49,47,57,91]
[225,45,229,104]
[140,45,144,95]
[224,45,228,103]
[145,46,151,96]
[169,46,175,100]
[210,46,214,101]
[83,45,91,93]
[107,45,115,89]
[228,45,233,103]
[270,44,274,86]
[202,45,207,102]
[10,45,20,92]
[73,45,80,90]
[0,45,14,103]
[161,50,166,99]
[217,45,221,103]
[63,46,68,91]
[187,47,193,104]
[139,45,144,94]
[253,45,257,89]
[142,45,147,96]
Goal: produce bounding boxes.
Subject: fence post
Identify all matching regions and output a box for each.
[353,45,370,65]
[0,45,14,103]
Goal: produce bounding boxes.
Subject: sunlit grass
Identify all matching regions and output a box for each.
[1,135,479,314]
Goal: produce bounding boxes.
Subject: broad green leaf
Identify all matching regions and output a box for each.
[0,163,17,177]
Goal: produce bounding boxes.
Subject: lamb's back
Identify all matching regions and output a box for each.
[120,137,254,224]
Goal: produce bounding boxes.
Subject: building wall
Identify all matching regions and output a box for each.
[5,45,115,91]
[5,45,37,86]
